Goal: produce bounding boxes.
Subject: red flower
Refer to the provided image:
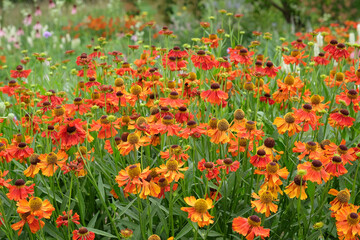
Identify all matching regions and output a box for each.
[73,227,95,240]
[10,65,31,78]
[6,179,34,201]
[250,149,271,169]
[332,43,349,61]
[232,215,270,240]
[191,50,216,70]
[329,109,355,129]
[263,61,280,78]
[291,39,306,49]
[200,83,228,105]
[56,210,80,228]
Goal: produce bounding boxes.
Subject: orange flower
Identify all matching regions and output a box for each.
[6,179,35,201]
[293,104,321,131]
[160,145,190,162]
[273,112,301,136]
[57,118,87,149]
[11,212,45,235]
[38,151,68,177]
[303,94,330,113]
[284,175,307,200]
[283,50,308,66]
[149,116,182,137]
[335,205,360,240]
[118,132,150,156]
[328,188,351,213]
[7,142,34,163]
[157,159,188,182]
[65,97,91,116]
[297,160,330,184]
[159,91,188,108]
[232,215,270,240]
[200,83,228,106]
[179,120,206,139]
[23,154,41,178]
[0,170,11,188]
[115,164,150,196]
[181,196,214,227]
[89,115,120,139]
[16,196,55,221]
[324,140,355,165]
[251,191,278,217]
[207,119,233,144]
[292,141,322,160]
[255,162,289,192]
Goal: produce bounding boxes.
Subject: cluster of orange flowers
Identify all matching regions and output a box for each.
[1,16,360,239]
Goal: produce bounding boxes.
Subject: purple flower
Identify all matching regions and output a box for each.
[43,31,52,38]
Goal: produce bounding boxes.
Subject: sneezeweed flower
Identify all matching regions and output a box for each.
[313,52,330,65]
[207,119,233,144]
[0,170,11,188]
[89,115,119,139]
[303,94,330,113]
[335,205,360,240]
[232,215,270,240]
[263,61,280,78]
[120,228,134,239]
[56,210,80,227]
[175,106,194,123]
[150,115,182,136]
[11,212,45,235]
[273,112,301,136]
[6,179,35,201]
[10,65,31,79]
[332,43,350,61]
[16,196,55,221]
[159,91,188,108]
[284,175,307,200]
[191,50,216,70]
[179,120,206,139]
[200,83,228,105]
[250,149,271,169]
[255,162,289,193]
[57,118,87,149]
[8,142,34,163]
[73,227,95,240]
[293,104,321,131]
[297,160,329,184]
[181,196,214,227]
[251,191,278,217]
[198,159,220,181]
[323,39,338,54]
[293,141,322,160]
[336,89,360,112]
[24,153,41,178]
[283,50,308,66]
[202,34,220,48]
[216,158,240,174]
[324,156,348,177]
[115,163,150,196]
[38,151,68,177]
[157,159,188,182]
[291,39,307,49]
[324,140,355,165]
[328,188,351,213]
[230,47,254,65]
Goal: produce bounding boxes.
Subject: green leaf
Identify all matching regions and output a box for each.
[86,227,116,238]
